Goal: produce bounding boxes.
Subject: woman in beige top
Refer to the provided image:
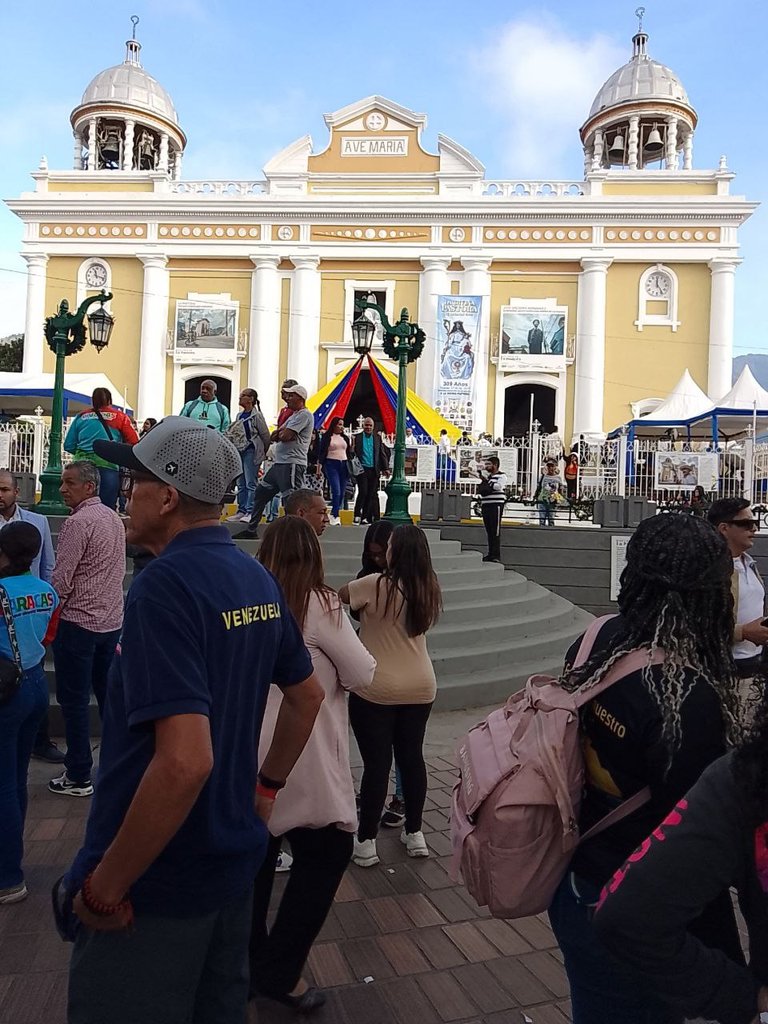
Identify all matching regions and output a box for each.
[339,524,441,868]
[250,517,376,1013]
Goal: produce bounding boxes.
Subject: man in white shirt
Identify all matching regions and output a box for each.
[708,498,768,676]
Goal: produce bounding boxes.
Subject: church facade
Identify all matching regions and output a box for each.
[7,24,756,438]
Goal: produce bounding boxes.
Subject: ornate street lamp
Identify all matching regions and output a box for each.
[353,299,424,522]
[351,311,376,355]
[37,291,115,515]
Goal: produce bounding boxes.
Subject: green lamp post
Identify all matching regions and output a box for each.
[352,301,425,523]
[37,291,115,515]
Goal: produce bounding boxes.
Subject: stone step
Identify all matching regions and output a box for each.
[429,600,579,647]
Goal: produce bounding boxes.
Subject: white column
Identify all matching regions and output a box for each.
[683,131,694,170]
[628,116,640,170]
[249,254,282,424]
[21,253,49,374]
[573,257,612,437]
[87,118,97,171]
[416,255,451,401]
[72,131,83,170]
[123,120,135,170]
[665,117,679,169]
[173,149,183,180]
[592,130,605,170]
[137,254,170,420]
[707,259,739,400]
[287,255,321,390]
[461,257,492,434]
[158,133,169,173]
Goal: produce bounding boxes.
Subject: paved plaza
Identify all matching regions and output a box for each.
[0,709,573,1024]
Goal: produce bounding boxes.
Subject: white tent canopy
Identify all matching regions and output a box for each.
[716,365,768,410]
[0,372,133,418]
[637,369,714,424]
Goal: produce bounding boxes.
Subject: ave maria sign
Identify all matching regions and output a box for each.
[340,136,409,156]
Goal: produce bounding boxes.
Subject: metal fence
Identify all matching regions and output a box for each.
[0,417,72,483]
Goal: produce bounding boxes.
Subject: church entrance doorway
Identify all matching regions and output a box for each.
[503,383,556,437]
[184,374,232,411]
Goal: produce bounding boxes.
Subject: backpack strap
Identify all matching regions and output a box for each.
[0,583,22,669]
[571,615,617,669]
[579,786,652,845]
[573,647,667,710]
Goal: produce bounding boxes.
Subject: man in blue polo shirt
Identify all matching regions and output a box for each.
[59,417,324,1024]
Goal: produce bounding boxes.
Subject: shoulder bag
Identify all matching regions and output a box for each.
[0,583,23,706]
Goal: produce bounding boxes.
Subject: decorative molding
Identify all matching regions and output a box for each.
[635,263,680,332]
[310,225,431,242]
[40,222,147,238]
[606,227,721,243]
[483,227,593,243]
[159,224,262,239]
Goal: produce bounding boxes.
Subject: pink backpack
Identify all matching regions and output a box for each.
[450,615,664,919]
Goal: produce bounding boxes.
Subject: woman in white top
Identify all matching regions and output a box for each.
[250,516,376,1013]
[339,524,442,868]
[318,417,351,525]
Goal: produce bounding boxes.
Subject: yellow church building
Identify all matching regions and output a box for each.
[7,21,756,439]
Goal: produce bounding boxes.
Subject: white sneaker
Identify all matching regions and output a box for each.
[275,850,293,873]
[0,882,27,904]
[400,830,429,858]
[329,515,341,526]
[352,838,379,867]
[226,512,246,522]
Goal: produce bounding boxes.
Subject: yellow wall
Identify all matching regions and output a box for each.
[604,262,711,430]
[43,256,144,410]
[601,181,717,196]
[48,180,155,193]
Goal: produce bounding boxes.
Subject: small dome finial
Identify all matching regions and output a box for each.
[125,16,142,66]
[632,7,649,58]
[635,6,645,33]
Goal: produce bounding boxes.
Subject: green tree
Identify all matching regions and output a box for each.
[0,334,24,373]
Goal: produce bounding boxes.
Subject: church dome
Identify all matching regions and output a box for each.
[589,48,690,118]
[79,40,179,126]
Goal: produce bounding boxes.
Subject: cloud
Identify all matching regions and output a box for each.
[471,16,625,177]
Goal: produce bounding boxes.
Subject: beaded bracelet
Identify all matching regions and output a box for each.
[82,871,134,924]
[256,782,279,801]
[257,771,286,791]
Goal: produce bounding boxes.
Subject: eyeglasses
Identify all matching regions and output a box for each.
[120,472,162,497]
[727,518,759,530]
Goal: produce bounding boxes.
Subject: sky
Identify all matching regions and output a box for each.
[0,0,766,357]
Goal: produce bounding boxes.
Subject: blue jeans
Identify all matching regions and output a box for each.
[97,467,120,511]
[548,872,682,1024]
[53,621,120,783]
[236,452,259,515]
[538,502,555,526]
[0,665,48,888]
[69,891,252,1024]
[324,460,348,517]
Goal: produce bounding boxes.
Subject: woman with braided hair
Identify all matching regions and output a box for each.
[549,512,746,1024]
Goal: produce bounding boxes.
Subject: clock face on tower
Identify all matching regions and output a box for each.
[85,263,108,289]
[645,270,671,298]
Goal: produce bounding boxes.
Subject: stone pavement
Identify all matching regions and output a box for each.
[0,708,573,1024]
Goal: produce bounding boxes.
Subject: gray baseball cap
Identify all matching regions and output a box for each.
[93,415,241,504]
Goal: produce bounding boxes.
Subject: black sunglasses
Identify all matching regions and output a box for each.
[120,471,163,497]
[727,518,759,530]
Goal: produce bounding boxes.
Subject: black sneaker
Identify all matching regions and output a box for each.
[381,796,405,828]
[31,742,66,764]
[48,772,94,797]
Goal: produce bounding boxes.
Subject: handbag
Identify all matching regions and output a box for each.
[348,454,364,477]
[0,583,23,706]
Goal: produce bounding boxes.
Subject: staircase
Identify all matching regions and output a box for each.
[44,522,592,732]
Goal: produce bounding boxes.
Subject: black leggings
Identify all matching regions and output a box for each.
[249,825,353,996]
[348,693,433,841]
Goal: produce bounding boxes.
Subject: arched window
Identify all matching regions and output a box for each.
[635,264,679,332]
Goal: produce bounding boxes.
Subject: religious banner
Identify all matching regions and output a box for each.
[498,304,567,372]
[174,300,239,365]
[434,295,482,432]
[654,451,719,491]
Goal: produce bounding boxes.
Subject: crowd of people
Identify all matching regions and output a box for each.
[6,386,768,1023]
[0,412,445,1022]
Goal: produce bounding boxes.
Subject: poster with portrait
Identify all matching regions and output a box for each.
[458,446,518,484]
[175,301,238,364]
[434,296,482,432]
[653,451,719,491]
[498,304,567,372]
[353,288,387,344]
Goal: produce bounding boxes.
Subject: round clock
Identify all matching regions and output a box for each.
[85,263,108,288]
[645,270,671,298]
